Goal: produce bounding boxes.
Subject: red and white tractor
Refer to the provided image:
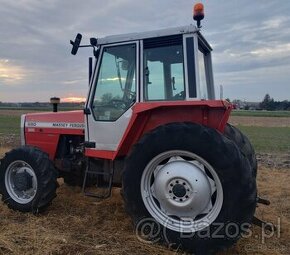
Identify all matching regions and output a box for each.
[0,4,266,254]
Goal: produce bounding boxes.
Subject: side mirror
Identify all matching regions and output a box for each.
[70,33,82,55]
[90,37,98,47]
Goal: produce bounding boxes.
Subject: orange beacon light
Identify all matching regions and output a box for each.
[193,3,204,28]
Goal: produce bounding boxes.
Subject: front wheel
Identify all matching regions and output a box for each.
[123,123,257,254]
[0,146,58,213]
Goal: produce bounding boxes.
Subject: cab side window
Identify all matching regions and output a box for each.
[143,36,185,101]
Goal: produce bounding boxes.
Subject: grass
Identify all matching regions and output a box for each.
[0,106,82,111]
[238,126,290,153]
[0,107,50,111]
[232,110,290,117]
[0,115,20,135]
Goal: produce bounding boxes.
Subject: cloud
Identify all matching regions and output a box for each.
[0,0,290,102]
[0,59,27,83]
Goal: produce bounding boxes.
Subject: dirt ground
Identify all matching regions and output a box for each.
[0,156,289,255]
[0,158,289,255]
[0,135,19,148]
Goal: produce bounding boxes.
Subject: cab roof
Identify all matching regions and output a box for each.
[97,25,199,45]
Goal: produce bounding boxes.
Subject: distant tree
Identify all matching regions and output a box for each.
[260,94,271,107]
[280,100,290,110]
[260,94,275,110]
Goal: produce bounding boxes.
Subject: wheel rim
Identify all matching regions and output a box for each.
[5,160,38,204]
[141,150,223,233]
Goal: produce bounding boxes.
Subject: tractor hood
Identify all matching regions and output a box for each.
[22,111,85,158]
[23,110,84,130]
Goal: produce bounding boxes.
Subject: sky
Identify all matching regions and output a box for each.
[0,0,290,103]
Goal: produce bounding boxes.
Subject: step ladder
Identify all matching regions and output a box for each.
[82,158,114,199]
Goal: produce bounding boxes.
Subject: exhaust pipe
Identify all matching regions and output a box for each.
[50,97,60,112]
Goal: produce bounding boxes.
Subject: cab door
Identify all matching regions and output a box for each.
[85,42,138,151]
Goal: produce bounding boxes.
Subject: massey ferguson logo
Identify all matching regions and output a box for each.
[26,122,85,129]
[52,123,69,128]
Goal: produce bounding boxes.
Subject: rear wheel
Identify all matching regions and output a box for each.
[123,123,256,254]
[0,146,58,213]
[224,123,257,177]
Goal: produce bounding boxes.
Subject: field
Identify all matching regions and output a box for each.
[231,110,290,118]
[0,109,289,255]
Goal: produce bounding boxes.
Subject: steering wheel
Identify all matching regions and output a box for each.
[108,99,127,109]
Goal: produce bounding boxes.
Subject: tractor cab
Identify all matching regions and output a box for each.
[71,25,217,153]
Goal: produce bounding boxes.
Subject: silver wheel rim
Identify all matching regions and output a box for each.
[5,160,38,204]
[141,150,223,233]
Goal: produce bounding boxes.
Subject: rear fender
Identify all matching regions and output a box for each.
[115,100,232,158]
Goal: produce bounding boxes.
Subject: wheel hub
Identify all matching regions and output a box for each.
[152,158,213,218]
[141,151,223,233]
[5,160,38,204]
[172,183,186,198]
[168,178,191,202]
[14,171,33,191]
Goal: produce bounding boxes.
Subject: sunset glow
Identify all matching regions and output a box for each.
[62,97,86,103]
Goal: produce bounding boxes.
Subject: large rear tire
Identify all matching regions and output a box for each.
[123,123,257,254]
[0,146,58,213]
[224,123,257,177]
